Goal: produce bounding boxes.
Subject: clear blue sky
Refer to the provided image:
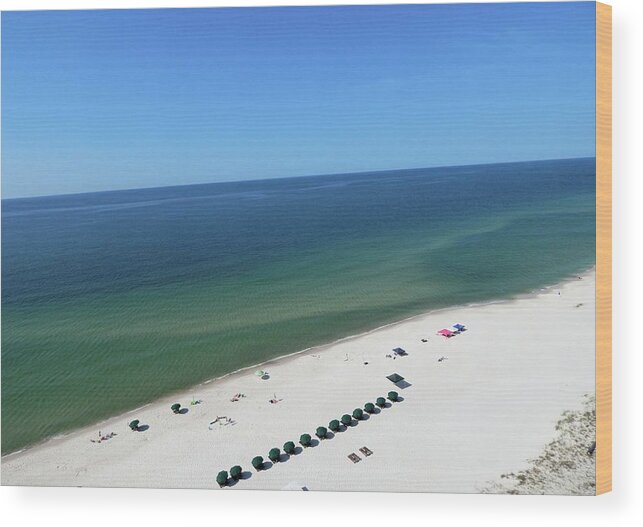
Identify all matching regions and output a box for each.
[2,2,596,198]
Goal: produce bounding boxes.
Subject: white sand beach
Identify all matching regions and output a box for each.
[1,270,596,493]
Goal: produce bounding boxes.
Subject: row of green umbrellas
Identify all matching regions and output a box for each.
[216,391,400,487]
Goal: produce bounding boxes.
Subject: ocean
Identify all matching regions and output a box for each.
[1,158,596,454]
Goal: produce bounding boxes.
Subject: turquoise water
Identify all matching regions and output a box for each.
[1,158,596,454]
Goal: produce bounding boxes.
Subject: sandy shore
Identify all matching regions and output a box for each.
[1,270,596,493]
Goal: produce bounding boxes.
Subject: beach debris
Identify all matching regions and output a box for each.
[347,453,362,464]
[363,361,369,365]
[230,393,246,402]
[575,303,584,308]
[359,446,373,457]
[421,338,428,343]
[255,370,268,379]
[190,398,202,406]
[268,394,282,404]
[310,354,320,359]
[438,356,448,362]
[344,353,349,362]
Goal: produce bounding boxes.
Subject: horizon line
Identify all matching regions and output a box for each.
[2,155,596,201]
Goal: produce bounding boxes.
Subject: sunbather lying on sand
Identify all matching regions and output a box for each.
[90,431,117,443]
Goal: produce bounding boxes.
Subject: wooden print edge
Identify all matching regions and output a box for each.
[595,0,612,496]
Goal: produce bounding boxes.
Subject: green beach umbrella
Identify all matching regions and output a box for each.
[328,419,340,432]
[341,414,352,427]
[269,448,281,463]
[316,426,328,440]
[230,465,243,480]
[387,391,399,402]
[352,408,364,420]
[364,402,376,414]
[171,403,181,413]
[216,470,228,487]
[252,456,264,471]
[128,420,140,431]
[376,397,387,408]
[283,441,296,455]
[299,433,312,448]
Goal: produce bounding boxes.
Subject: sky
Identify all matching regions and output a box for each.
[1,2,596,198]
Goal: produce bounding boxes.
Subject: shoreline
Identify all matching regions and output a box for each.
[2,266,596,491]
[2,265,594,461]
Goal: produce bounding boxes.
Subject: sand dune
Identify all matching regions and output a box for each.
[1,270,596,493]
